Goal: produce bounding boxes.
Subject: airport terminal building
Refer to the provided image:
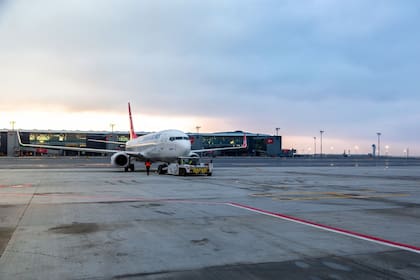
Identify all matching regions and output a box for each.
[0,130,282,157]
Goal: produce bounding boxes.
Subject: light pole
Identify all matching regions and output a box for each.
[110,123,115,134]
[196,126,201,134]
[10,121,16,131]
[320,130,324,157]
[313,136,316,157]
[376,132,381,157]
[109,123,116,150]
[275,127,280,136]
[404,148,409,159]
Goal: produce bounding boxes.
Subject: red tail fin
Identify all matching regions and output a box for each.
[128,102,138,140]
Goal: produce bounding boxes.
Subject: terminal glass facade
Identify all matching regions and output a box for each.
[0,132,6,156]
[189,133,282,157]
[201,135,244,148]
[29,133,87,147]
[118,135,129,142]
[5,130,282,157]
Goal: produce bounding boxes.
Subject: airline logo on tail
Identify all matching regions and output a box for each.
[128,102,138,140]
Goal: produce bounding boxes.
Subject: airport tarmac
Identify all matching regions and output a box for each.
[0,157,419,279]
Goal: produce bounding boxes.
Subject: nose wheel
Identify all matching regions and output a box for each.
[157,164,168,174]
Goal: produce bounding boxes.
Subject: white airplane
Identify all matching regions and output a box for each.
[17,103,247,172]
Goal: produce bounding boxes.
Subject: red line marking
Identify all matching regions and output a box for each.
[228,202,420,254]
[0,184,32,188]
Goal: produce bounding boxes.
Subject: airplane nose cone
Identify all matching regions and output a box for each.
[177,141,191,156]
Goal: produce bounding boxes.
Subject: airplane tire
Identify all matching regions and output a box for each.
[129,164,135,172]
[124,166,129,172]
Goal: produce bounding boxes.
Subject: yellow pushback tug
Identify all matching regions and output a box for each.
[164,156,213,176]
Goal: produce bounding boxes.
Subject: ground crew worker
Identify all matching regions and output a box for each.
[145,160,151,176]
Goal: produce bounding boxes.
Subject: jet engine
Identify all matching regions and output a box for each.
[188,152,199,158]
[111,152,130,167]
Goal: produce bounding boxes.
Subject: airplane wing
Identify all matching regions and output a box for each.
[87,139,126,145]
[192,134,247,153]
[16,131,144,158]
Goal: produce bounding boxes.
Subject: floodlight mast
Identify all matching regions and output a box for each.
[320,130,324,157]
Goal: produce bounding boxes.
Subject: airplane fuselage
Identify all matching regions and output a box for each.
[126,129,191,162]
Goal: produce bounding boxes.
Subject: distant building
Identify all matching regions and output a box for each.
[2,129,283,157]
[189,131,282,157]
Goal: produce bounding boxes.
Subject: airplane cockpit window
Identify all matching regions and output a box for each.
[169,136,189,141]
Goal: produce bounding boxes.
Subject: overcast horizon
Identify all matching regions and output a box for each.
[1,1,419,156]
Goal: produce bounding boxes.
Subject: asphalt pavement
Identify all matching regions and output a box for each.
[0,157,419,279]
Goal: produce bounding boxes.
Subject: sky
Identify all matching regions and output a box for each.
[1,0,419,156]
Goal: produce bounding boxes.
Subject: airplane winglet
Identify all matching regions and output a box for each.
[242,133,247,148]
[128,102,138,140]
